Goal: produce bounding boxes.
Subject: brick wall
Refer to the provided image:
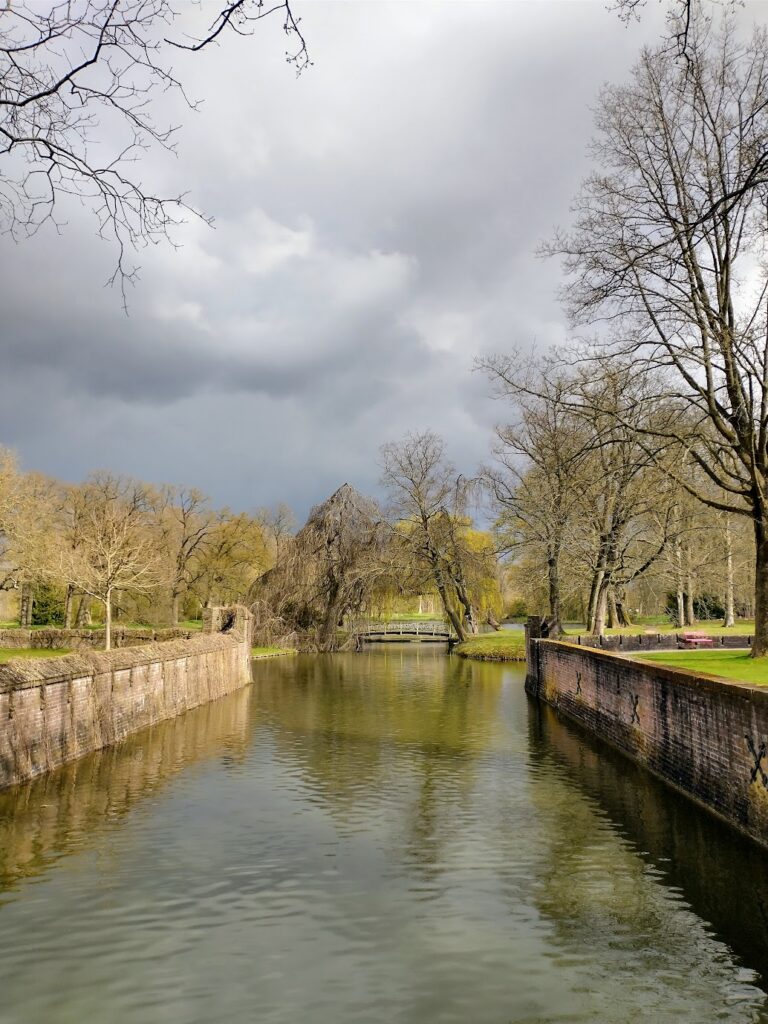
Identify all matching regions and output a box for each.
[526,639,768,848]
[0,606,252,790]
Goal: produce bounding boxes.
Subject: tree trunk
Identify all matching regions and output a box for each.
[607,589,618,629]
[433,573,466,642]
[64,585,75,629]
[684,584,696,627]
[19,583,33,627]
[753,516,768,658]
[683,545,696,625]
[586,560,606,634]
[586,577,599,633]
[675,589,685,629]
[454,583,479,636]
[171,590,181,628]
[448,554,479,637]
[75,595,91,627]
[593,586,608,636]
[104,590,112,652]
[425,541,466,642]
[723,514,735,628]
[614,589,632,626]
[440,592,466,642]
[547,552,563,634]
[673,539,685,627]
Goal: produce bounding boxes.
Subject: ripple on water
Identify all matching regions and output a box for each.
[0,652,766,1023]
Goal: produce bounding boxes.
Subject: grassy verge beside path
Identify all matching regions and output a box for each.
[453,632,526,662]
[635,649,768,685]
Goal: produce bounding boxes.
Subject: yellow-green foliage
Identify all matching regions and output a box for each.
[462,527,504,620]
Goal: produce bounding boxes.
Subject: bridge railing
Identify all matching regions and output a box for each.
[352,619,456,640]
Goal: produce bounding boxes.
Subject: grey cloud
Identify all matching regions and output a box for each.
[0,0,685,514]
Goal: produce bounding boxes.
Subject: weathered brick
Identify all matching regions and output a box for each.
[527,640,768,848]
[0,607,252,789]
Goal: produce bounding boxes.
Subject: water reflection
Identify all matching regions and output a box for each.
[0,649,765,1022]
[530,698,768,982]
[0,686,253,894]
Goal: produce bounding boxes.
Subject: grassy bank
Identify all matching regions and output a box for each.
[453,631,526,662]
[251,646,298,660]
[0,648,72,663]
[635,649,768,685]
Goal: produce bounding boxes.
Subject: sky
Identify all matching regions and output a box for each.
[0,0,718,518]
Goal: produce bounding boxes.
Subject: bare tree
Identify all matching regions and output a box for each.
[39,473,167,649]
[193,511,268,609]
[0,0,308,296]
[547,15,768,655]
[0,447,24,591]
[257,502,296,567]
[152,485,217,625]
[481,367,591,635]
[480,357,678,634]
[610,1,744,60]
[612,0,693,57]
[380,432,492,643]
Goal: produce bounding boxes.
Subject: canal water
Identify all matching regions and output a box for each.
[1,647,768,1023]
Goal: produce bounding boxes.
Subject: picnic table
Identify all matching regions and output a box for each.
[679,631,714,648]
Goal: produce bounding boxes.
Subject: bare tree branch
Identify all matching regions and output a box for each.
[0,0,309,301]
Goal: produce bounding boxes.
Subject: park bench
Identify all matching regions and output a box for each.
[679,631,714,649]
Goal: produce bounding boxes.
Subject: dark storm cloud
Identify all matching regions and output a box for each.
[0,0,705,514]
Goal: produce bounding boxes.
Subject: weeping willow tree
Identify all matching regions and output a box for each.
[252,484,388,651]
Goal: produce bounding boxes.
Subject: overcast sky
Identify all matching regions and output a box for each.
[0,0,735,518]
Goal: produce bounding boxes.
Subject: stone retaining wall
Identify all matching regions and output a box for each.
[526,638,768,848]
[0,606,252,790]
[569,632,752,652]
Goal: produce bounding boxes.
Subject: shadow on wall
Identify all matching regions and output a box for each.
[528,698,768,983]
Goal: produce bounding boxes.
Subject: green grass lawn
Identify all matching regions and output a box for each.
[0,648,72,663]
[251,646,297,659]
[635,649,768,685]
[453,631,526,662]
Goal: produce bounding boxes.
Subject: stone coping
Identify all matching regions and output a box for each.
[539,638,768,699]
[0,632,240,692]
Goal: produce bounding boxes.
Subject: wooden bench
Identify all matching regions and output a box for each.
[680,631,714,648]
